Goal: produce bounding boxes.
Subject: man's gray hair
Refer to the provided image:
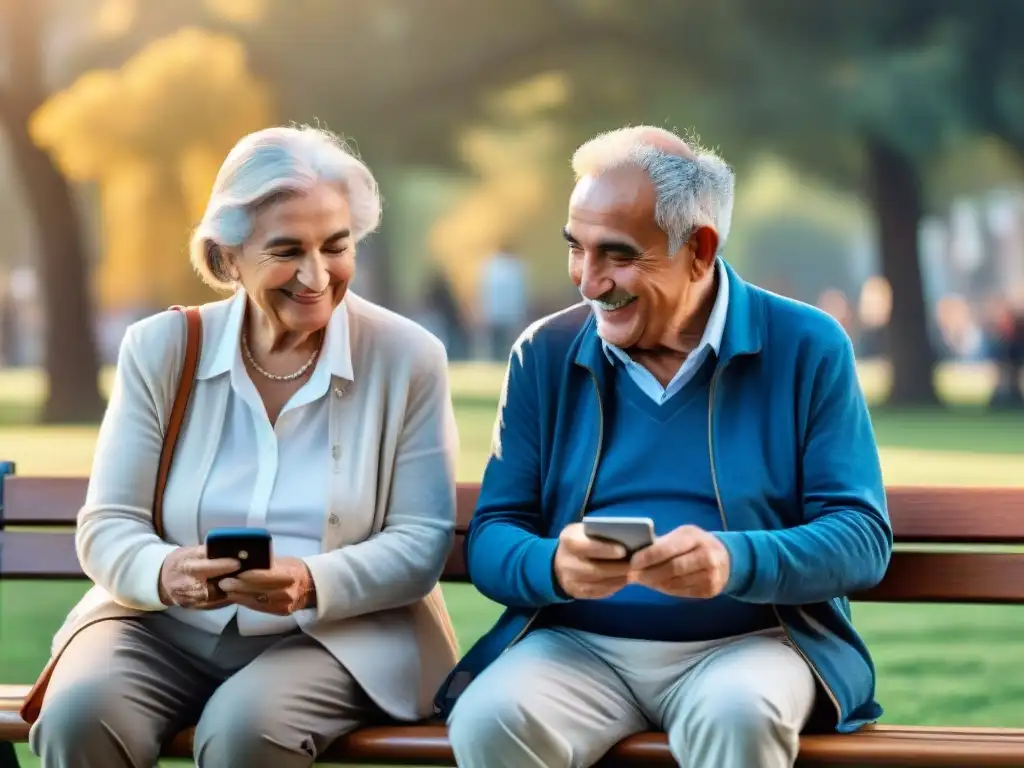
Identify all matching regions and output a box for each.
[571,126,734,255]
[190,125,382,291]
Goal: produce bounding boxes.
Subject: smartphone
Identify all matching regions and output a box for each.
[582,516,656,557]
[204,527,273,574]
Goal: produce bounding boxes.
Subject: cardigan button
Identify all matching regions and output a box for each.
[328,514,340,526]
[333,386,345,398]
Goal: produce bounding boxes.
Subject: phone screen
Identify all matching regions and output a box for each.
[204,527,273,573]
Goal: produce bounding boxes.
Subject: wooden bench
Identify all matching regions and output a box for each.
[2,462,1024,766]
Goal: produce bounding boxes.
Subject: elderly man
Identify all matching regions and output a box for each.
[436,126,892,768]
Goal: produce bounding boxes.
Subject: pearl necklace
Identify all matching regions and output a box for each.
[242,333,321,382]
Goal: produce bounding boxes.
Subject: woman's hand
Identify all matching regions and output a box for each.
[218,556,316,616]
[158,546,240,609]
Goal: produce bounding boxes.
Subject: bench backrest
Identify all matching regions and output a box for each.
[2,470,1024,603]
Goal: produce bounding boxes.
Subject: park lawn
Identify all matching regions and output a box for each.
[2,366,1024,765]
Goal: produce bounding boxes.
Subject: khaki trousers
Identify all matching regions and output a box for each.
[448,626,817,768]
[29,613,380,768]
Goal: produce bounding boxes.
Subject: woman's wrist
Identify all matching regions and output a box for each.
[301,565,317,609]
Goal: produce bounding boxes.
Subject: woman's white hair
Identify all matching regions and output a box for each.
[190,125,382,291]
[571,126,734,255]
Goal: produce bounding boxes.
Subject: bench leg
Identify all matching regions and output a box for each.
[0,742,20,768]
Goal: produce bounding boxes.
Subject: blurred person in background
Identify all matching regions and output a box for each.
[987,288,1024,408]
[816,288,855,340]
[25,126,460,768]
[934,295,984,362]
[0,274,15,366]
[422,264,470,361]
[441,126,891,768]
[2,266,43,366]
[856,275,892,359]
[477,242,528,360]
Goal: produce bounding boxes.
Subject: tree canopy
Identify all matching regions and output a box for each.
[32,27,272,309]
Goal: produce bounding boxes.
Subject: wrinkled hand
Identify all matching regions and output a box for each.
[628,525,730,598]
[553,523,632,600]
[218,557,316,616]
[158,546,240,609]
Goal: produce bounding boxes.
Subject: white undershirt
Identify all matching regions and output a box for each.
[167,292,351,636]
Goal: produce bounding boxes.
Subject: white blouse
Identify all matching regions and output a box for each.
[167,290,353,636]
[70,289,459,720]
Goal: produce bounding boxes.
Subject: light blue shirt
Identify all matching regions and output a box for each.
[602,258,729,404]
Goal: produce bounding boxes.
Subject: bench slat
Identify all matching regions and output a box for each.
[442,535,468,581]
[853,552,1024,603]
[0,531,79,578]
[883,487,1024,544]
[4,530,1023,602]
[1,477,85,526]
[133,722,1024,766]
[1,478,481,532]
[455,484,476,530]
[1,711,1023,766]
[0,531,470,582]
[6,478,1024,544]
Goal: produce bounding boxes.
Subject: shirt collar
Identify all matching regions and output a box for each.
[602,257,730,367]
[200,287,354,382]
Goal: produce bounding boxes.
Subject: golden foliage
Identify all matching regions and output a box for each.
[203,0,269,25]
[94,0,137,39]
[30,28,273,310]
[428,72,574,314]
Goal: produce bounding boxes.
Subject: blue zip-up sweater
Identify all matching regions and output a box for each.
[435,262,892,733]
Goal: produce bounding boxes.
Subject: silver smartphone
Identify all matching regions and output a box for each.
[582,516,656,557]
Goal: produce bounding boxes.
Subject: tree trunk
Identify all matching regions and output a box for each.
[863,136,940,406]
[1,0,104,422]
[5,121,105,422]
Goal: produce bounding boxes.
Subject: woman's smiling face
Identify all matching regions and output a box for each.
[226,182,355,333]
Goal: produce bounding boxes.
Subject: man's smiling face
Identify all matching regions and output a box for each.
[565,166,696,351]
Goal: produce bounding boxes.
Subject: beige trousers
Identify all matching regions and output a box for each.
[29,613,380,768]
[448,627,817,768]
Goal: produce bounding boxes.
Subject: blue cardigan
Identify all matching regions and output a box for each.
[435,262,892,733]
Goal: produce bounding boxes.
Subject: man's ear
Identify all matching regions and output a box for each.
[688,226,719,279]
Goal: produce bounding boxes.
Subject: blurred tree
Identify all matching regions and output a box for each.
[429,73,572,311]
[64,0,592,311]
[954,0,1024,160]
[32,27,272,310]
[722,0,1024,404]
[0,0,104,422]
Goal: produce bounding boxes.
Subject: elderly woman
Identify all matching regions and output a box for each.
[25,126,460,767]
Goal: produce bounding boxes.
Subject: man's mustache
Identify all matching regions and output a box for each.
[581,287,636,305]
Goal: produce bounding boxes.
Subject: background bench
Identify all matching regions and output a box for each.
[2,464,1024,766]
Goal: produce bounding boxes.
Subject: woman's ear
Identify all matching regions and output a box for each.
[218,245,241,282]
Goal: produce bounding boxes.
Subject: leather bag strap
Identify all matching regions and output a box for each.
[19,305,203,726]
[153,305,202,539]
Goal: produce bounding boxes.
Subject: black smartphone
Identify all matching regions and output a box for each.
[204,527,273,575]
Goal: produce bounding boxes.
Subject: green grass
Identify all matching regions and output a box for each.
[2,364,1024,765]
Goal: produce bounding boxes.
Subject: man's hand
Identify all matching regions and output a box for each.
[553,523,632,599]
[218,556,316,616]
[158,546,240,610]
[628,525,730,598]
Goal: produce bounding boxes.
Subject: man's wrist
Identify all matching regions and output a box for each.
[551,544,571,600]
[714,530,755,596]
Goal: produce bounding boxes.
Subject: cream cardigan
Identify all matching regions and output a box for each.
[55,292,460,721]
